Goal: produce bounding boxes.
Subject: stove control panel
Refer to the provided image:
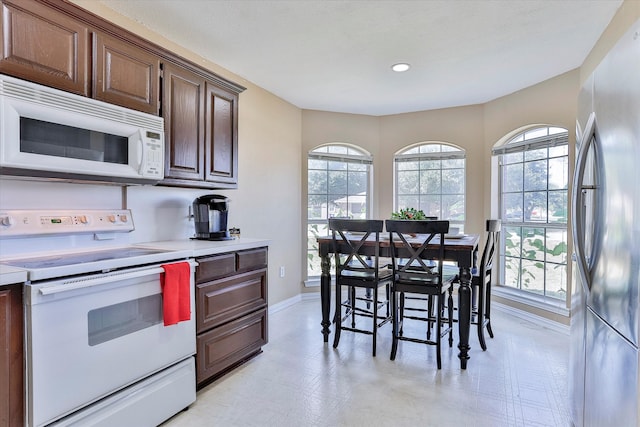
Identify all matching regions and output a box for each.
[0,210,135,237]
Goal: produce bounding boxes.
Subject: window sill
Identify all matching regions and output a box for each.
[493,286,569,317]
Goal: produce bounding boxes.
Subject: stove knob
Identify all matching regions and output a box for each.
[120,214,128,223]
[0,216,14,227]
[107,215,117,223]
[77,215,89,224]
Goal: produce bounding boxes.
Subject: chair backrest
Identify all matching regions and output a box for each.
[328,218,384,280]
[385,220,450,282]
[479,219,501,281]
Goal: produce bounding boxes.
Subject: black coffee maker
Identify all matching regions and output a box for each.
[192,195,233,240]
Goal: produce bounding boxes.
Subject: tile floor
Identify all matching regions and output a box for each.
[163,298,570,427]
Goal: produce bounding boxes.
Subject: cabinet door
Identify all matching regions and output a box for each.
[93,32,160,115]
[162,62,205,181]
[205,83,238,188]
[0,285,23,427]
[0,0,89,95]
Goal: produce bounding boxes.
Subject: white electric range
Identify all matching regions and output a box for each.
[0,209,197,427]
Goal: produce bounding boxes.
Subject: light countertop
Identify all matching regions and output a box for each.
[135,237,271,258]
[0,264,28,286]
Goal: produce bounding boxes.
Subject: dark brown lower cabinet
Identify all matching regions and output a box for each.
[195,247,268,387]
[0,284,23,427]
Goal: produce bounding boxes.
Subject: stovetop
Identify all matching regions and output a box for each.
[0,209,192,282]
[2,247,170,269]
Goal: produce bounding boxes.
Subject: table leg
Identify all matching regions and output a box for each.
[320,254,331,342]
[457,266,472,369]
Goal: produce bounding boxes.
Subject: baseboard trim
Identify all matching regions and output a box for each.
[493,301,569,335]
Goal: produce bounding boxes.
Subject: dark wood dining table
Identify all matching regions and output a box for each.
[316,232,480,369]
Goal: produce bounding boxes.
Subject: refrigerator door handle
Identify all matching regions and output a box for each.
[571,112,596,290]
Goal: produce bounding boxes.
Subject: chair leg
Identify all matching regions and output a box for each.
[372,286,378,357]
[350,286,356,328]
[448,288,454,347]
[390,289,399,360]
[436,293,442,370]
[399,291,405,336]
[485,278,494,338]
[333,282,342,349]
[426,296,433,340]
[475,281,487,351]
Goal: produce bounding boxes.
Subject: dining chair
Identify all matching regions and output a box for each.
[470,219,501,350]
[329,218,393,356]
[385,219,457,369]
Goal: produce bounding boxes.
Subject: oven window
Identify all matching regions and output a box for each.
[87,294,162,346]
[20,117,129,164]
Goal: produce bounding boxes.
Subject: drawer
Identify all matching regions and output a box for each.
[236,247,268,272]
[196,307,268,386]
[196,253,236,283]
[196,269,267,333]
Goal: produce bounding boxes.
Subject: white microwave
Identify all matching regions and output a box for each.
[0,74,164,185]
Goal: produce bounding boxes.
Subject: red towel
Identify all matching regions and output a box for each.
[161,262,191,326]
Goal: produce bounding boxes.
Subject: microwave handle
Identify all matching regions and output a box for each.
[136,129,145,173]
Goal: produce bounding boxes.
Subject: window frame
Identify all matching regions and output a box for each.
[306,143,373,280]
[393,142,466,228]
[493,126,569,302]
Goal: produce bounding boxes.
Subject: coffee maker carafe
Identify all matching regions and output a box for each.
[192,195,232,240]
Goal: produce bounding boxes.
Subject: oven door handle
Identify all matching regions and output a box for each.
[38,261,195,295]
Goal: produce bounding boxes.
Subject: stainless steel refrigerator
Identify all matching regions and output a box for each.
[570,18,640,427]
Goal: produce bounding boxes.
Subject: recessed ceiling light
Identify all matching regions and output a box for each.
[391,63,410,72]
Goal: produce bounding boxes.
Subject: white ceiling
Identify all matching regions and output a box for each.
[98,0,622,116]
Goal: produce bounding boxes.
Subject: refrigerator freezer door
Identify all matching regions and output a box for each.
[588,19,640,347]
[585,307,638,427]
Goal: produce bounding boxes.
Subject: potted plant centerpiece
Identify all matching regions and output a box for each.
[390,208,431,237]
[391,207,429,220]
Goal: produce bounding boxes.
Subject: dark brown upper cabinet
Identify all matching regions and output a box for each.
[162,62,239,189]
[0,0,90,95]
[93,32,160,115]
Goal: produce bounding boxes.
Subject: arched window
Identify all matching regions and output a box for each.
[394,143,465,227]
[307,144,372,277]
[492,126,569,300]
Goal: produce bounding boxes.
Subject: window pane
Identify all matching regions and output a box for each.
[549,145,568,158]
[442,169,464,194]
[397,160,419,171]
[442,158,464,168]
[308,158,327,169]
[420,195,441,218]
[548,156,568,190]
[525,128,548,140]
[308,170,327,194]
[522,227,545,261]
[525,191,547,222]
[503,256,521,289]
[546,228,568,264]
[420,159,441,170]
[442,195,464,220]
[503,193,523,222]
[397,170,419,194]
[308,195,327,219]
[525,148,547,161]
[521,259,544,295]
[549,191,568,223]
[397,195,419,210]
[347,171,367,195]
[503,152,523,164]
[524,160,548,191]
[546,262,567,299]
[328,171,347,194]
[421,170,441,194]
[503,163,523,192]
[503,227,522,258]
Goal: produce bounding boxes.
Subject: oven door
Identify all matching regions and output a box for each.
[24,260,196,427]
